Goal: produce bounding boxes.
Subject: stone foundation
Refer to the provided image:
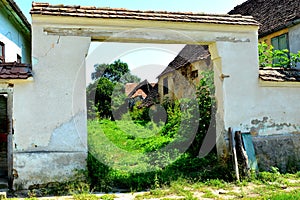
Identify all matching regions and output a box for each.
[253,134,300,172]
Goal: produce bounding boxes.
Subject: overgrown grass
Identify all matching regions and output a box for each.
[87,118,232,192]
[91,119,173,153]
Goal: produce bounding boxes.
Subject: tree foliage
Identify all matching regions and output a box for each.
[258,42,300,68]
[87,60,140,119]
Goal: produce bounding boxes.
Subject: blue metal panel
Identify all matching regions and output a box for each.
[242,133,258,171]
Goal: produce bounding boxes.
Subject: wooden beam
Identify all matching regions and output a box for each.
[228,127,239,181]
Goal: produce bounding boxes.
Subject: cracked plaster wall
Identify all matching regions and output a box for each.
[11,21,90,188]
[219,32,300,170]
[10,12,263,187]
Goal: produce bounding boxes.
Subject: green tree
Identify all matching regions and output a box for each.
[92,60,132,82]
[87,60,140,119]
[95,77,116,119]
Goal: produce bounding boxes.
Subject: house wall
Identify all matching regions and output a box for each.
[11,19,90,189]
[0,3,31,64]
[222,53,300,171]
[258,24,300,69]
[289,23,300,68]
[258,28,288,46]
[158,73,174,102]
[158,60,211,102]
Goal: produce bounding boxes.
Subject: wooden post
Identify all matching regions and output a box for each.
[228,128,239,181]
[7,87,13,190]
[235,131,250,177]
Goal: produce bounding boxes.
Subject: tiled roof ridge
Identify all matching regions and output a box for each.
[128,79,153,98]
[31,2,250,17]
[0,61,31,67]
[7,0,31,30]
[157,45,210,78]
[30,2,259,26]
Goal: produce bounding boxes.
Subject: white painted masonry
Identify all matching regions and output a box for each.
[12,19,90,188]
[19,11,260,188]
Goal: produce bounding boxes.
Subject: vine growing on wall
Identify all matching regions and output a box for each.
[258,42,300,68]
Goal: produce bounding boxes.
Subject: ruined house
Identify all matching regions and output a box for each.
[138,83,159,108]
[157,44,211,102]
[126,80,153,100]
[125,80,155,109]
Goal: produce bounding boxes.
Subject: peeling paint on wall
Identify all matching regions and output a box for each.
[239,117,300,136]
[48,111,87,152]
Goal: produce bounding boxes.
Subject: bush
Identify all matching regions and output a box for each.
[129,101,150,123]
[258,42,300,68]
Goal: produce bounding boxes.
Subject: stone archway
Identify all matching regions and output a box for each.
[12,3,259,188]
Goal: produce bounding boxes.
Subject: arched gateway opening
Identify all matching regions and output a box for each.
[11,2,259,188]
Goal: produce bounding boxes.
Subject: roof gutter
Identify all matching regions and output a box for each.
[259,18,300,38]
[288,18,300,28]
[1,0,31,39]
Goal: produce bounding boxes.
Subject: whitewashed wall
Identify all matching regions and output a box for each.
[12,19,90,189]
[13,13,260,188]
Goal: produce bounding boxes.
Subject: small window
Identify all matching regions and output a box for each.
[17,54,21,63]
[271,33,289,50]
[191,70,198,79]
[181,69,187,77]
[163,77,168,95]
[271,33,289,65]
[0,42,4,63]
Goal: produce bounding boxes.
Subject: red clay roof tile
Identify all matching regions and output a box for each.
[0,62,32,79]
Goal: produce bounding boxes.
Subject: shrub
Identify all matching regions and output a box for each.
[258,42,300,68]
[129,101,150,123]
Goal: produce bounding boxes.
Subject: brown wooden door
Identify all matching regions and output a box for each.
[0,93,13,189]
[0,95,8,180]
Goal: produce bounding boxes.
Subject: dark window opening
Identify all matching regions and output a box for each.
[191,70,198,79]
[17,54,21,63]
[181,68,187,77]
[0,42,4,63]
[163,77,168,95]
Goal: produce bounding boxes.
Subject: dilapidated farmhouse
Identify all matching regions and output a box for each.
[7,0,300,189]
[157,44,211,102]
